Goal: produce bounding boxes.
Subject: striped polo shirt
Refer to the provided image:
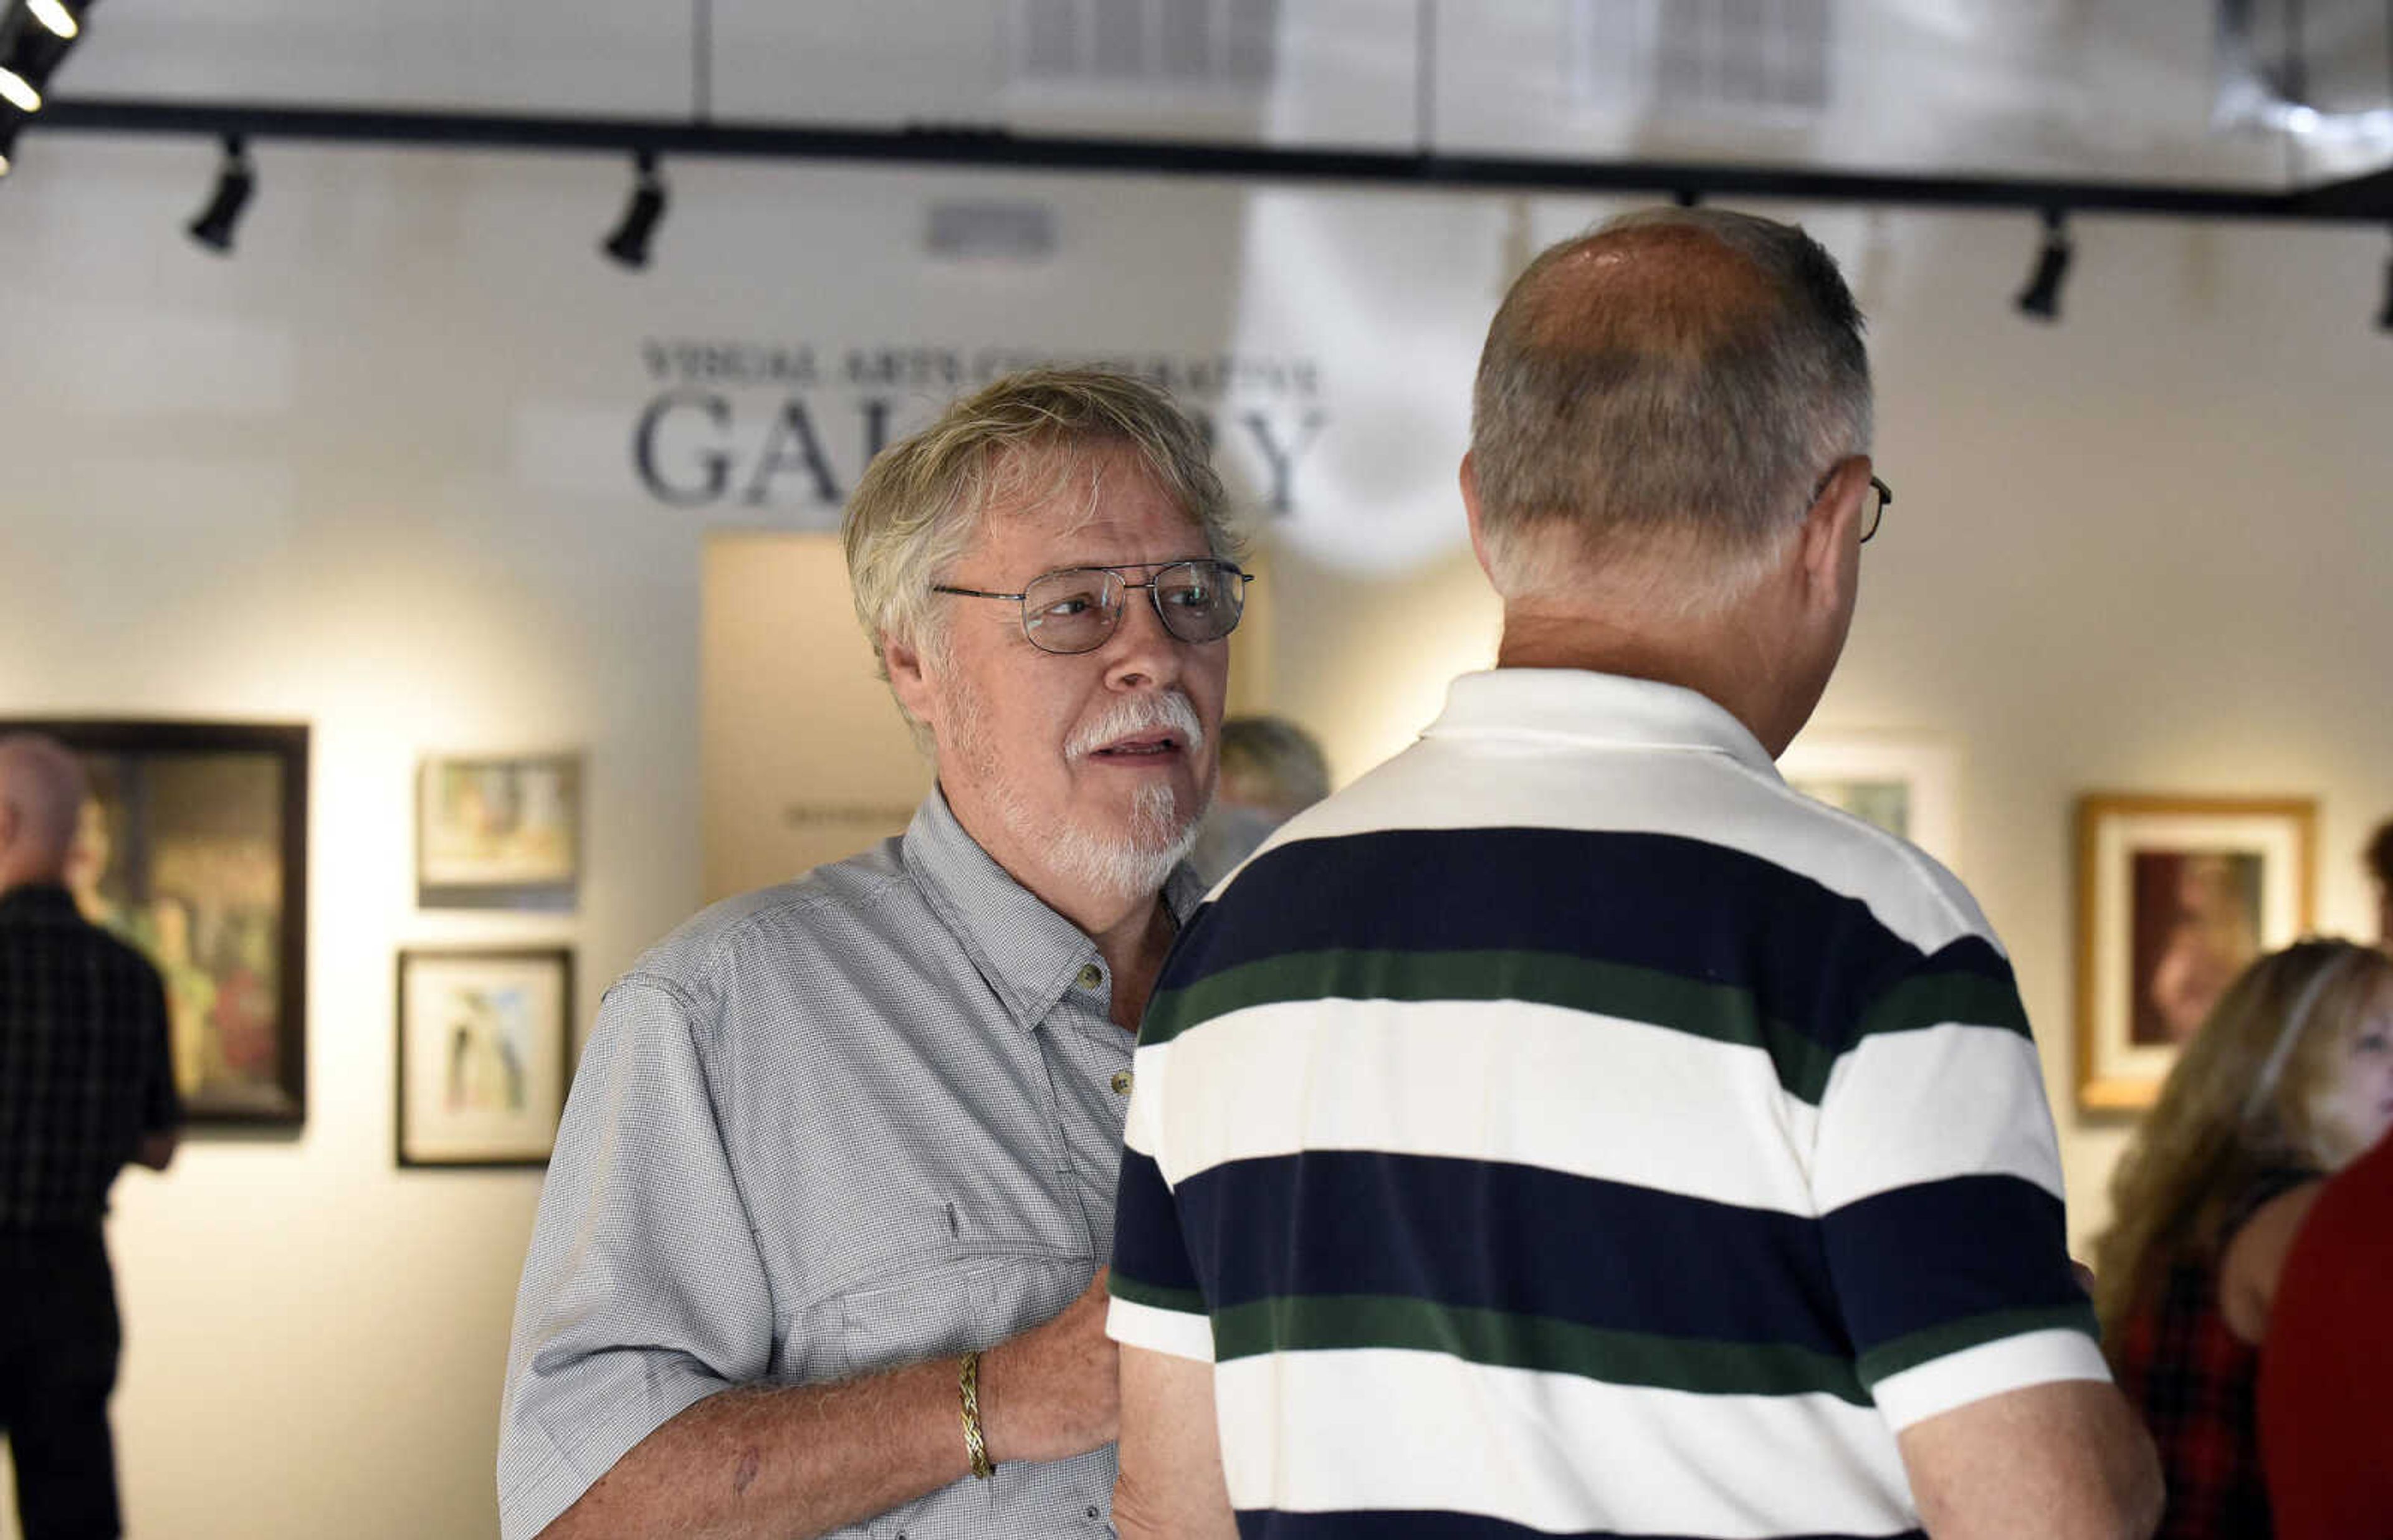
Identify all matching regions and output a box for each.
[1106,668,2108,1540]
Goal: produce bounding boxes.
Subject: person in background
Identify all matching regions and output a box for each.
[2093,938,2393,1538]
[0,733,182,1540]
[1186,715,1331,882]
[497,369,1246,1540]
[2258,1118,2393,1540]
[2366,816,2393,946]
[1108,207,2159,1540]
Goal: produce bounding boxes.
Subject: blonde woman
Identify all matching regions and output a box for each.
[2095,938,2393,1538]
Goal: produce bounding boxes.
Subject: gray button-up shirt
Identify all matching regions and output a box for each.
[498,791,1200,1540]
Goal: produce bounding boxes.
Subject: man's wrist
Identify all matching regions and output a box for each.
[959,1350,995,1480]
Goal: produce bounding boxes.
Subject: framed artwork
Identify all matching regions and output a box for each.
[1,718,308,1126]
[395,946,574,1168]
[416,752,582,903]
[2075,794,2316,1112]
[1778,731,1962,870]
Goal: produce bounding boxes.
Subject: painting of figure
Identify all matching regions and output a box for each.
[14,720,309,1126]
[397,948,572,1167]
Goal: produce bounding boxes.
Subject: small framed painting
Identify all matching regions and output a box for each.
[416,753,581,904]
[1777,731,1962,870]
[2075,794,2316,1112]
[395,947,575,1168]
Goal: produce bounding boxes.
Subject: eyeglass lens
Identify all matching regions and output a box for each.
[1021,562,1244,654]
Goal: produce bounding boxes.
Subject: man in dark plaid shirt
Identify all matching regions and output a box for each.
[0,734,180,1540]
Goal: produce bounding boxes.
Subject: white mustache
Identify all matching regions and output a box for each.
[1068,692,1206,759]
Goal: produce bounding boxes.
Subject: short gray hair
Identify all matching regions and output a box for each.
[1470,207,1871,592]
[842,368,1238,695]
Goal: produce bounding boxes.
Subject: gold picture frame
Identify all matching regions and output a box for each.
[2074,794,2316,1112]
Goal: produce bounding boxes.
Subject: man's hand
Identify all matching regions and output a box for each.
[980,1267,1120,1465]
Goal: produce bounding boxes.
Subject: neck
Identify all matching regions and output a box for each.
[1089,895,1178,1030]
[1495,596,1808,758]
[0,863,62,898]
[1037,880,1178,1031]
[940,791,1183,1031]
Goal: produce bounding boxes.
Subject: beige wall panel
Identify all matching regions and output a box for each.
[701,533,931,904]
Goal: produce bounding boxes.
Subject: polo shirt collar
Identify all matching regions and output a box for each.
[1425,668,1782,781]
[902,786,1203,1033]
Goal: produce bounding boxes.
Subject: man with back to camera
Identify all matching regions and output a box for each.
[0,734,181,1540]
[1105,208,2164,1539]
[497,369,1249,1539]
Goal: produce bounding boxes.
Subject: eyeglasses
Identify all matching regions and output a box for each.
[1861,476,1893,543]
[1812,468,1894,543]
[932,558,1254,655]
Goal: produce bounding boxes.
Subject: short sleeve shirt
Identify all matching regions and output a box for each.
[498,791,1201,1540]
[1107,670,2109,1540]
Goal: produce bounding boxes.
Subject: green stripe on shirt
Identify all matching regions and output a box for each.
[1855,1301,2102,1389]
[1145,949,2025,1103]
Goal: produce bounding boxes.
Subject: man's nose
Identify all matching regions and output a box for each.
[1100,585,1182,691]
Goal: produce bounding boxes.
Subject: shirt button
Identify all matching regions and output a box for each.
[1076,963,1104,991]
[1087,1506,1103,1521]
[1111,1069,1134,1095]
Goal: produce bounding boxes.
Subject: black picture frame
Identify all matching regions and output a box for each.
[394,946,575,1169]
[2,718,309,1128]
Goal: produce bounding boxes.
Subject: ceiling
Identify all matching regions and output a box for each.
[29,0,2393,193]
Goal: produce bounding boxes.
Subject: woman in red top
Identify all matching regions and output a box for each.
[2093,938,2393,1538]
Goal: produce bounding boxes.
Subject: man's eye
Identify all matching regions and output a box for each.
[1164,583,1213,609]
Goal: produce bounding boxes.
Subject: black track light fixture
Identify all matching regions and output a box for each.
[2015,207,2072,322]
[185,134,254,254]
[0,0,84,113]
[26,0,82,40]
[601,150,667,270]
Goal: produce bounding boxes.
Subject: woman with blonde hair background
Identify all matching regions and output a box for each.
[2095,938,2393,1537]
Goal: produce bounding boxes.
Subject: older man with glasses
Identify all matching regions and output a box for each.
[499,369,1244,1540]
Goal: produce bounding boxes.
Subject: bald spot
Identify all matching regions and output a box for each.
[1501,223,1779,364]
[0,734,88,874]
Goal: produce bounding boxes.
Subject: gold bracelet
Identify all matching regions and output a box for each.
[958,1349,995,1480]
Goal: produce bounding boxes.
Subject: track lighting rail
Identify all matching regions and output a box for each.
[27,95,2393,225]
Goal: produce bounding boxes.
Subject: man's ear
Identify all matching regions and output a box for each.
[1797,457,1869,610]
[1460,453,1497,581]
[883,634,939,733]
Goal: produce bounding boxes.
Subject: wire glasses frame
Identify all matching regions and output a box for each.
[932,558,1254,655]
[1860,475,1893,543]
[1810,467,1894,543]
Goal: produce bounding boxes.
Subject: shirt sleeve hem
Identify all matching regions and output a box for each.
[499,1376,724,1540]
[1869,1326,2113,1433]
[1107,1295,1215,1363]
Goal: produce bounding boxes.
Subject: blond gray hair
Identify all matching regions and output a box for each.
[843,369,1238,698]
[1471,207,1871,599]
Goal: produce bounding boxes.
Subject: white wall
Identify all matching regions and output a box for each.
[2,124,2391,1538]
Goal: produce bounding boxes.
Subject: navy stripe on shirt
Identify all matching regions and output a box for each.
[1150,828,2017,1066]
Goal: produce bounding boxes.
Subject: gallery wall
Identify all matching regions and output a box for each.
[2,122,2391,1539]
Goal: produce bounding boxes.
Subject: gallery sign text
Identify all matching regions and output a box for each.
[631,341,1328,516]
